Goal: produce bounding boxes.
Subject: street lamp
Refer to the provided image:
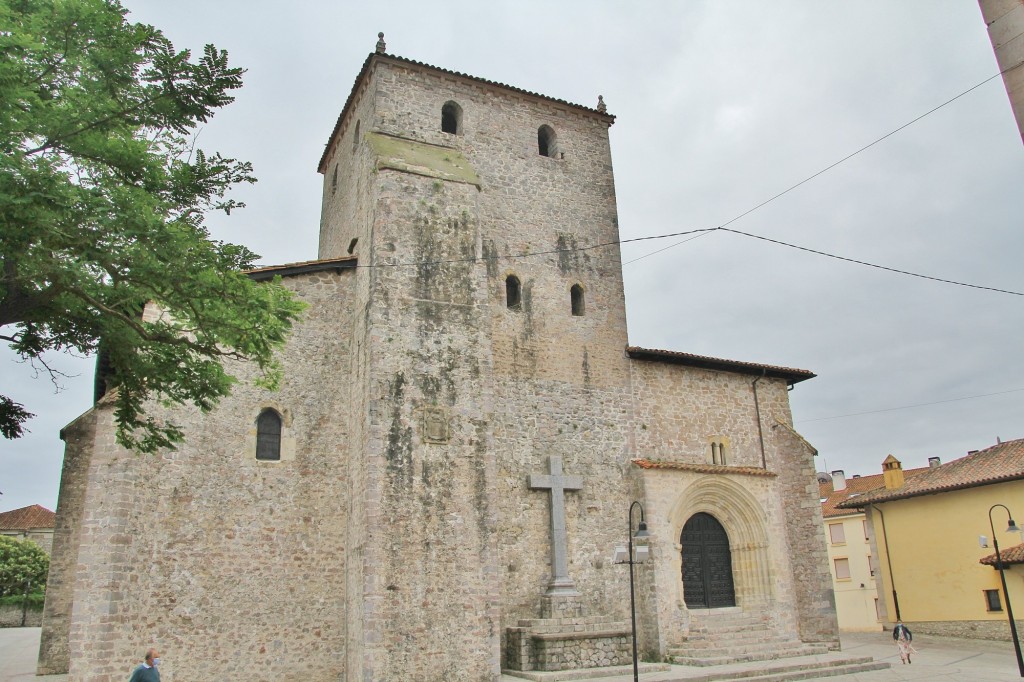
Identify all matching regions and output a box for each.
[614,501,650,682]
[989,503,1024,678]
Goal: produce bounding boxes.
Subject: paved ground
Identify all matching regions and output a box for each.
[2,627,1022,681]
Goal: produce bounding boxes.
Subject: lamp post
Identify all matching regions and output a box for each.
[989,503,1024,678]
[615,501,650,682]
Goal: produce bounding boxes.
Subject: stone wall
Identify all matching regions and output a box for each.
[49,270,357,682]
[38,408,96,674]
[910,618,1024,640]
[0,604,42,627]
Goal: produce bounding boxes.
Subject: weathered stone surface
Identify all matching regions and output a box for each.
[41,52,838,682]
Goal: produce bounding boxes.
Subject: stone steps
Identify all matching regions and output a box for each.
[674,656,890,682]
[669,643,830,666]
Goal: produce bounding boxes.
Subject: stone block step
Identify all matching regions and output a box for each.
[682,633,798,648]
[501,662,671,681]
[669,644,830,666]
[673,639,817,655]
[710,660,891,682]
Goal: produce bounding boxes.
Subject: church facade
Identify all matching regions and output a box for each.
[39,43,838,681]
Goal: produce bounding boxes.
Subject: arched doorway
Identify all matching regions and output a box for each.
[680,512,736,608]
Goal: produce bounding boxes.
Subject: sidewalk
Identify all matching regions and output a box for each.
[3,627,1022,681]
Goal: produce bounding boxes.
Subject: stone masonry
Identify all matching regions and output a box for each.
[39,46,839,681]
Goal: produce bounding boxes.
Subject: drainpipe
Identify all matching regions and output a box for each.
[752,370,767,469]
[872,504,901,622]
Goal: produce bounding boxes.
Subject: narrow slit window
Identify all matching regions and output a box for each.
[352,120,361,152]
[331,165,338,193]
[256,409,282,461]
[538,125,558,157]
[506,275,521,310]
[441,101,462,135]
[570,284,585,316]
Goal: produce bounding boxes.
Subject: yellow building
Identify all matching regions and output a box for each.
[838,439,1024,640]
[819,467,926,631]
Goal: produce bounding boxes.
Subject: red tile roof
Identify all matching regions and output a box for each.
[820,468,929,518]
[0,505,55,531]
[626,347,815,385]
[980,542,1024,566]
[633,459,777,477]
[246,257,357,281]
[836,439,1024,509]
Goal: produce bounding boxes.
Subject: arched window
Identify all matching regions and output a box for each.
[255,409,282,461]
[570,284,585,316]
[506,275,521,310]
[538,125,558,158]
[441,101,462,135]
[352,120,361,153]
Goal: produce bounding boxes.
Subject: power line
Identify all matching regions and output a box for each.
[797,388,1024,424]
[624,67,1011,265]
[720,228,1024,296]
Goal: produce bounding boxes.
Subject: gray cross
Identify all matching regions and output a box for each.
[529,456,583,596]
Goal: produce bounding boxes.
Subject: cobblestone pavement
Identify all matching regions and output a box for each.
[3,627,1022,681]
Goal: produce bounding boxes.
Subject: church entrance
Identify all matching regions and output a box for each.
[680,512,736,608]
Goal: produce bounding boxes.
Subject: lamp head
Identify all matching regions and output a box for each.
[1007,518,1022,534]
[634,520,650,540]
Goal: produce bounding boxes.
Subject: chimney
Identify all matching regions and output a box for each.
[831,470,847,491]
[928,457,941,468]
[882,454,905,490]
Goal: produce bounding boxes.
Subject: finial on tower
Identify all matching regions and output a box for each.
[376,32,386,54]
[596,95,607,113]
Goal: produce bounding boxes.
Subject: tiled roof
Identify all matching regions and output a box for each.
[980,542,1024,566]
[836,439,1024,509]
[632,459,777,477]
[819,468,928,518]
[0,505,55,531]
[626,346,815,385]
[318,52,615,173]
[246,257,357,281]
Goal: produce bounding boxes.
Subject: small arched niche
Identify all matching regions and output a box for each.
[255,408,283,461]
[506,275,522,310]
[570,284,585,316]
[441,101,463,135]
[538,125,558,158]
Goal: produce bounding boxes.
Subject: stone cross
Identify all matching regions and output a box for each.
[529,456,583,596]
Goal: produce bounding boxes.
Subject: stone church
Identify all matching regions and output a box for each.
[39,39,839,681]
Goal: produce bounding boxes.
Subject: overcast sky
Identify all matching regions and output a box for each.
[2,1,1022,513]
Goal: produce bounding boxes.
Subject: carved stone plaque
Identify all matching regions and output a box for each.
[421,406,450,444]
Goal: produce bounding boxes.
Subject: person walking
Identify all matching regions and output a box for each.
[893,620,914,664]
[128,648,160,681]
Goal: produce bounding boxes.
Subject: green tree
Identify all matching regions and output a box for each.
[0,0,303,452]
[0,535,48,597]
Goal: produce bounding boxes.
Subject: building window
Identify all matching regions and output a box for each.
[868,555,875,577]
[506,275,521,310]
[570,284,585,316]
[829,523,846,545]
[331,165,338,194]
[863,519,870,541]
[256,409,282,461]
[834,557,851,580]
[538,125,558,158]
[352,120,361,153]
[986,589,1003,612]
[874,598,882,620]
[441,101,462,135]
[710,441,727,465]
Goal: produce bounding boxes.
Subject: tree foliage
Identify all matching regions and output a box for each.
[0,535,49,596]
[0,0,303,452]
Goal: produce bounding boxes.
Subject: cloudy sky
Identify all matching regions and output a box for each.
[2,1,1022,513]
